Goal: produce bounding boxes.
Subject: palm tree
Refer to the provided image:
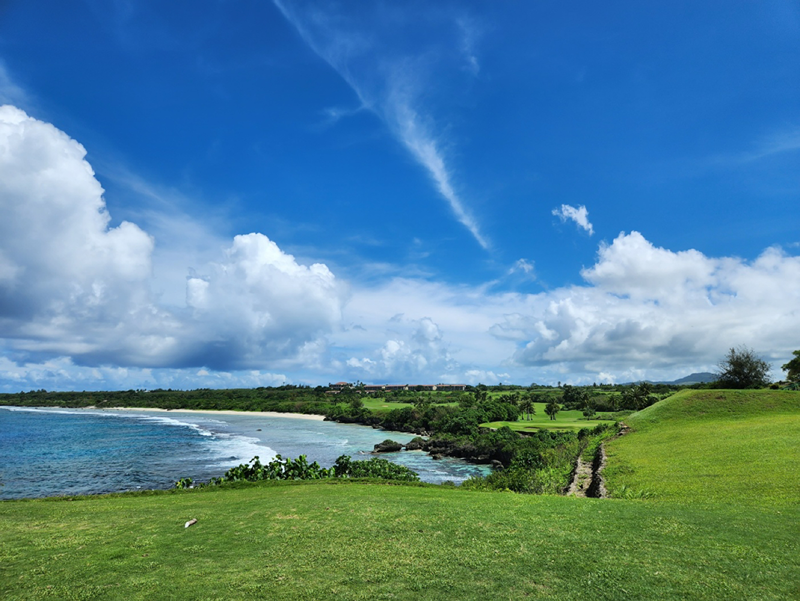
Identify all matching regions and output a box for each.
[520,396,535,421]
[545,399,560,421]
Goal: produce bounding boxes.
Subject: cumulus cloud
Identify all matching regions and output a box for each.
[505,232,800,378]
[343,316,459,382]
[182,233,344,369]
[0,106,344,374]
[552,204,594,235]
[273,0,490,249]
[333,231,799,385]
[0,105,156,352]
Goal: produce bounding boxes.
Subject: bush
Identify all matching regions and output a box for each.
[178,454,419,488]
[716,346,771,389]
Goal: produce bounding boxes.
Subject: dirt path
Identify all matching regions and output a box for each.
[568,423,629,498]
[567,455,593,497]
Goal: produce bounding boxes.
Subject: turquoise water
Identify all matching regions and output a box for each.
[0,407,489,499]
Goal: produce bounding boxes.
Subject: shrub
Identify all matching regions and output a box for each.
[716,346,771,389]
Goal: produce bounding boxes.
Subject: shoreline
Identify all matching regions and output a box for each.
[83,406,327,421]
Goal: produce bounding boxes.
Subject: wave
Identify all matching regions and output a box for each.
[1,405,276,472]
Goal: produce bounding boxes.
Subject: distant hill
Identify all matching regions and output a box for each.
[626,372,717,386]
[664,372,717,385]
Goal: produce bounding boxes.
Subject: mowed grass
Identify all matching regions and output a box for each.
[604,389,800,507]
[1,481,798,601]
[3,388,799,600]
[350,397,458,415]
[483,403,616,432]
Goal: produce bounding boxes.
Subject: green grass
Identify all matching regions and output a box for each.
[2,481,798,600]
[604,390,800,507]
[3,389,798,599]
[358,397,414,413]
[483,403,616,432]
[345,397,458,415]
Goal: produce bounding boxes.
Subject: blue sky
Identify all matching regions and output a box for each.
[0,1,798,391]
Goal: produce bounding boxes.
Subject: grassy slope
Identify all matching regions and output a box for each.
[1,482,798,601]
[604,390,800,507]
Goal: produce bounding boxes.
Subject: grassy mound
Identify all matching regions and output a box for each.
[2,481,798,600]
[604,390,800,506]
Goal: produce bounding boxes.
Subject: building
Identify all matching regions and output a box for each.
[329,382,467,393]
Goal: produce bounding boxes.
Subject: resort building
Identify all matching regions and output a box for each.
[329,382,467,393]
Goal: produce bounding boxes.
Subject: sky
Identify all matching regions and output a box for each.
[0,1,798,391]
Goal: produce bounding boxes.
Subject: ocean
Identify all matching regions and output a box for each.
[0,406,490,499]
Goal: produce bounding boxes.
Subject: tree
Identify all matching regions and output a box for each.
[782,350,800,384]
[561,385,590,410]
[716,346,771,389]
[620,383,657,411]
[519,396,535,420]
[544,399,560,421]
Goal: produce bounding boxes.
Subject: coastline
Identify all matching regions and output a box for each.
[85,406,327,421]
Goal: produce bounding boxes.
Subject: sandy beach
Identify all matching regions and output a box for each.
[86,407,326,421]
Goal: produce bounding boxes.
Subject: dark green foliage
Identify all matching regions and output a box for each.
[333,455,419,481]
[544,398,560,420]
[223,455,330,482]
[782,350,800,384]
[373,439,403,452]
[716,346,771,389]
[462,431,583,494]
[179,453,419,488]
[0,385,339,415]
[620,382,658,410]
[560,385,590,410]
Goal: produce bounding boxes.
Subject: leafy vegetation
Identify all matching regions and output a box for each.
[176,454,420,488]
[715,346,771,389]
[782,349,800,384]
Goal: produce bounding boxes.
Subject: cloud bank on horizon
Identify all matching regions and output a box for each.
[1,105,798,391]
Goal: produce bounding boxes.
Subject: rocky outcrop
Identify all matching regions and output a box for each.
[404,437,427,451]
[373,439,403,453]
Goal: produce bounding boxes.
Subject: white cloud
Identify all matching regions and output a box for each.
[181,232,345,369]
[508,258,535,281]
[272,0,490,249]
[343,316,459,382]
[506,232,800,379]
[0,105,156,344]
[331,231,799,385]
[552,204,594,235]
[1,107,798,389]
[0,106,345,373]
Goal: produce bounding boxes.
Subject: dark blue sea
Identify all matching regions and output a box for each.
[0,406,489,499]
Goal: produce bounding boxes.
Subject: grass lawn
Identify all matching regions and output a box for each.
[483,402,616,432]
[2,481,798,600]
[604,389,800,507]
[358,397,414,413]
[353,397,458,415]
[3,389,798,600]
